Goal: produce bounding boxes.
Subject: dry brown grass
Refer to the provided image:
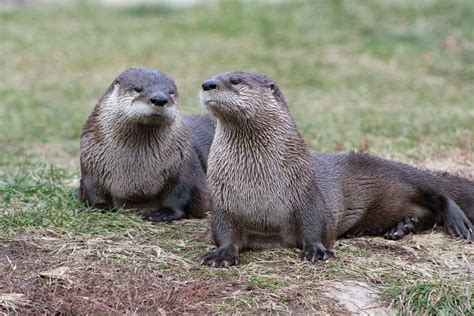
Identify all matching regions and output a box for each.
[1,158,473,314]
[1,216,472,314]
[1,228,226,314]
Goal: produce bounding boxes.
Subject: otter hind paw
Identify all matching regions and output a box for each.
[142,208,186,223]
[444,201,473,241]
[384,217,418,240]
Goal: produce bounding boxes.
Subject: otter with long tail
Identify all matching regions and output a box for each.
[199,71,473,267]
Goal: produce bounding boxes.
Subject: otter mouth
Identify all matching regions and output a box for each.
[127,100,177,124]
[202,98,223,112]
[203,99,217,106]
[136,111,176,125]
[200,92,221,108]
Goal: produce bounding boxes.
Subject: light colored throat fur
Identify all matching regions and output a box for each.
[90,120,187,200]
[87,87,189,199]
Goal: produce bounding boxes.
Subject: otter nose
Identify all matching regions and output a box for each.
[202,80,217,91]
[150,94,168,106]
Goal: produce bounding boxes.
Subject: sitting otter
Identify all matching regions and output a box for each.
[79,68,210,222]
[198,71,473,267]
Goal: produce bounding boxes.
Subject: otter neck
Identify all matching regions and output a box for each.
[215,107,301,149]
[101,112,187,149]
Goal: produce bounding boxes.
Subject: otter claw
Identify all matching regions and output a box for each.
[443,200,473,241]
[200,246,240,268]
[142,207,185,223]
[384,217,418,240]
[300,244,332,263]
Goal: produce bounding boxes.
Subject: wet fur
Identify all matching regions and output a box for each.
[192,114,474,241]
[201,71,331,267]
[313,153,473,240]
[198,71,473,266]
[79,68,210,221]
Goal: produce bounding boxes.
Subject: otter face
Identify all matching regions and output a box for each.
[103,68,179,125]
[200,71,283,121]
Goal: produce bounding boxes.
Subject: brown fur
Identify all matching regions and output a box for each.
[199,71,473,267]
[200,71,331,267]
[312,152,473,239]
[79,68,210,222]
[186,114,215,172]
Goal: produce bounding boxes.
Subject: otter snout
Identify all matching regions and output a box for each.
[202,79,217,91]
[150,93,168,107]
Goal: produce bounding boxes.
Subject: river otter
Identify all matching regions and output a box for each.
[312,153,473,241]
[79,67,210,222]
[199,71,473,267]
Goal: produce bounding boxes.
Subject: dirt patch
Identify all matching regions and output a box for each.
[321,280,395,316]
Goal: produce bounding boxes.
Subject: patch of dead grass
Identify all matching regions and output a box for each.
[2,219,471,314]
[390,148,474,180]
[0,231,229,314]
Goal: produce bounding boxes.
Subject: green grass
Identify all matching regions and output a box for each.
[249,276,289,289]
[0,0,473,314]
[0,0,473,166]
[385,278,473,315]
[0,164,143,234]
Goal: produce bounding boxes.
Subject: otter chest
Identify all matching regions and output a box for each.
[91,142,181,200]
[208,143,296,231]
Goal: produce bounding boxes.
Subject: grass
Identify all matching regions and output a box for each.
[0,0,473,314]
[0,165,144,234]
[386,278,473,315]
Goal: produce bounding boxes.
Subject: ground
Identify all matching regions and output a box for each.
[0,0,473,314]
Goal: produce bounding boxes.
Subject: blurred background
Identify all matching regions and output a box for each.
[1,0,473,172]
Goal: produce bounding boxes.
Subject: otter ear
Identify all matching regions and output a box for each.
[266,81,287,106]
[113,80,122,91]
[266,82,280,97]
[109,81,120,95]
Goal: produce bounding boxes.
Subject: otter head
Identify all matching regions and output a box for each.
[101,68,179,125]
[200,71,287,122]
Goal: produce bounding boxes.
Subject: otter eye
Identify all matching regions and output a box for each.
[133,87,143,93]
[230,78,241,85]
[169,90,176,97]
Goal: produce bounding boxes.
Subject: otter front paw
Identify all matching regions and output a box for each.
[200,246,240,268]
[384,217,418,240]
[142,208,186,223]
[300,244,333,262]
